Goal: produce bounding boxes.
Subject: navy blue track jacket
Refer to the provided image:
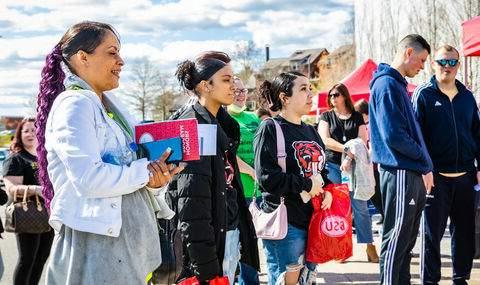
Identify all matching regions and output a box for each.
[412,76,480,173]
[369,63,433,174]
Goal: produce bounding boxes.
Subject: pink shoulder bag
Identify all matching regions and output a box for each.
[249,118,288,240]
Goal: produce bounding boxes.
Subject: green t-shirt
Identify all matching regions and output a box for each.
[229,110,261,198]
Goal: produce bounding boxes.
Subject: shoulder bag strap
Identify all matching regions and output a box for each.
[271,118,286,203]
[252,118,286,201]
[271,118,286,173]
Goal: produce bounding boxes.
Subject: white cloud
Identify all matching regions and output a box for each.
[0,35,59,60]
[0,0,353,119]
[247,10,352,54]
[121,39,239,75]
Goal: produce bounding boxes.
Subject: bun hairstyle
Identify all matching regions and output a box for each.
[36,21,119,210]
[259,71,305,112]
[175,51,230,95]
[196,51,231,63]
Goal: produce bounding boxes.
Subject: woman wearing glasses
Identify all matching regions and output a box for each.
[318,83,379,263]
[226,77,261,285]
[2,118,54,285]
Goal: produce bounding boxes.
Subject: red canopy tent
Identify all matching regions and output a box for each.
[311,59,416,116]
[461,16,480,87]
[462,16,480,57]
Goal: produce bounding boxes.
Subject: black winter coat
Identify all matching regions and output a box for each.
[170,102,259,282]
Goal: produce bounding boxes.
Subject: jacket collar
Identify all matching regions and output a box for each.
[62,73,134,143]
[192,102,215,124]
[429,75,468,96]
[191,102,239,152]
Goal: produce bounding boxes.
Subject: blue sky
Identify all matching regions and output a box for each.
[0,0,353,118]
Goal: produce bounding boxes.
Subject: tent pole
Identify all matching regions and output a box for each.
[464,56,469,89]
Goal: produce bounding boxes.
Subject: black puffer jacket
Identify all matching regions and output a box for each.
[169,102,259,282]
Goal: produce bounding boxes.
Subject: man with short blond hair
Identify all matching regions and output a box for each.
[412,44,480,285]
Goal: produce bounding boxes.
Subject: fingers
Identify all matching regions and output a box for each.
[426,181,433,194]
[169,164,185,176]
[423,173,434,194]
[147,160,186,188]
[321,192,333,210]
[147,164,159,187]
[158,147,172,163]
[321,199,331,210]
[309,187,321,197]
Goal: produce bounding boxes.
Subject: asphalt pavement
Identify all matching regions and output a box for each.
[0,211,479,285]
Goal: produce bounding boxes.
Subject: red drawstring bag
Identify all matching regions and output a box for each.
[306,183,353,263]
[177,276,200,285]
[177,276,229,285]
[209,276,229,285]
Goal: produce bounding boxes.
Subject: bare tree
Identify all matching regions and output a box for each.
[124,58,166,121]
[23,95,37,117]
[357,0,376,62]
[232,40,263,82]
[152,90,178,121]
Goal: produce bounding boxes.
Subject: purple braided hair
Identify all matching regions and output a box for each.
[35,44,65,211]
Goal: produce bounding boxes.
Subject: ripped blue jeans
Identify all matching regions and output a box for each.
[262,224,316,285]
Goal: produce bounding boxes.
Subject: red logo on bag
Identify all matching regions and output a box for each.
[321,215,348,237]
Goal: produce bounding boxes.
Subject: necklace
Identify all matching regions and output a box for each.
[335,112,348,143]
[340,118,347,142]
[334,110,350,142]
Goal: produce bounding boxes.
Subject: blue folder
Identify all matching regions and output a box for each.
[142,137,183,162]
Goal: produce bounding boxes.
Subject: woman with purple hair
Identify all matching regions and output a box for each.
[35,21,183,284]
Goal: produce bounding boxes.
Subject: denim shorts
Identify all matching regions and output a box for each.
[262,224,316,285]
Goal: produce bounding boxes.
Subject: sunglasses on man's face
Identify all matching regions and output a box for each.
[329,92,342,98]
[435,59,459,67]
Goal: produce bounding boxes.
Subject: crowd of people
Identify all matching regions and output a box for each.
[0,21,478,285]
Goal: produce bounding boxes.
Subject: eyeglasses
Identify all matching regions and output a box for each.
[329,92,342,98]
[435,59,459,67]
[234,89,248,96]
[21,128,35,134]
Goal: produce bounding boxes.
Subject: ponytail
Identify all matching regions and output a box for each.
[259,71,305,112]
[259,80,279,111]
[35,45,66,210]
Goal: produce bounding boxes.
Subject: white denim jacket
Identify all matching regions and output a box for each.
[45,88,150,237]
